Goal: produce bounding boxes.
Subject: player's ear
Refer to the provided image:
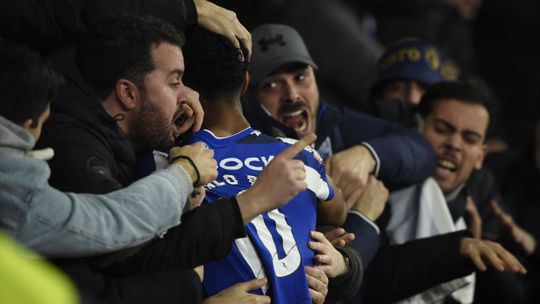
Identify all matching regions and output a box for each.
[241,71,249,95]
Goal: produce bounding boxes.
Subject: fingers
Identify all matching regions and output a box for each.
[462,238,527,274]
[470,250,488,272]
[251,295,271,304]
[330,233,355,248]
[305,266,328,285]
[490,199,502,214]
[194,0,252,60]
[309,287,326,304]
[465,195,482,239]
[327,157,343,187]
[324,228,346,242]
[343,179,366,205]
[308,231,334,261]
[491,199,514,228]
[169,142,217,186]
[238,278,268,292]
[310,231,330,244]
[183,86,204,132]
[176,115,196,135]
[489,242,527,274]
[323,228,355,247]
[305,266,328,304]
[278,134,317,160]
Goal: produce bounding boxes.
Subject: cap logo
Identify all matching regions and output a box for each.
[379,47,441,72]
[258,35,286,52]
[424,48,441,70]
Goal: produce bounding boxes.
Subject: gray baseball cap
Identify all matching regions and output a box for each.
[249,24,318,87]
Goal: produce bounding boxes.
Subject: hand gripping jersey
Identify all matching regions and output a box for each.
[188,127,333,304]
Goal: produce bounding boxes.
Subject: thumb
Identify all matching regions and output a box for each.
[241,278,268,292]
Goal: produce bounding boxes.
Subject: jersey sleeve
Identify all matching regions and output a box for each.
[304,148,334,201]
[279,137,334,201]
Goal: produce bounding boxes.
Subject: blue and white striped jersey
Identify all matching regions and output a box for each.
[188,127,333,304]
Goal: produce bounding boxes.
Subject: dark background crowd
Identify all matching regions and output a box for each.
[1,0,540,303]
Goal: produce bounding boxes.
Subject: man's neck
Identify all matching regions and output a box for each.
[101,98,131,135]
[202,97,249,137]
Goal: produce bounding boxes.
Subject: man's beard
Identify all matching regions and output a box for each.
[129,94,175,152]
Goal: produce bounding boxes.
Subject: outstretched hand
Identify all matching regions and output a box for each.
[460,237,527,274]
[309,231,348,279]
[237,134,317,224]
[492,200,536,255]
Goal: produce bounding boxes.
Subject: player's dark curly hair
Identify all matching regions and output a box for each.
[183,26,248,101]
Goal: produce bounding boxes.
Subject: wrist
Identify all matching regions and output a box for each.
[172,158,197,185]
[353,206,376,222]
[340,254,350,276]
[355,145,376,174]
[194,0,209,24]
[236,190,261,224]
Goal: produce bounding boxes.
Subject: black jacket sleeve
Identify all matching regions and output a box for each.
[361,230,475,303]
[0,0,197,53]
[328,105,437,190]
[327,245,364,302]
[102,197,246,275]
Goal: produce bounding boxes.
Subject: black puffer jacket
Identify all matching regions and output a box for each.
[37,48,246,304]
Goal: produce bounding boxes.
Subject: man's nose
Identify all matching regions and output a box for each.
[282,82,301,103]
[444,132,462,151]
[406,81,425,106]
[178,85,188,105]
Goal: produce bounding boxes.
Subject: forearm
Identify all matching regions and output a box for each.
[103,197,246,274]
[343,211,380,268]
[362,230,474,303]
[367,127,437,188]
[21,165,191,257]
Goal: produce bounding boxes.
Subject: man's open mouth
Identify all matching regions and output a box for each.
[437,159,457,172]
[172,110,185,138]
[282,109,309,133]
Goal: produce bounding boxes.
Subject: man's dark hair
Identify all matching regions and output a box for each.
[183,26,248,101]
[77,14,185,100]
[0,39,64,126]
[418,78,494,119]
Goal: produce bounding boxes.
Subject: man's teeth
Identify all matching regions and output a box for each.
[438,159,457,171]
[294,120,307,132]
[284,110,304,118]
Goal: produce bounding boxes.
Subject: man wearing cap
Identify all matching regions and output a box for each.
[245,23,436,193]
[244,24,436,244]
[369,39,446,127]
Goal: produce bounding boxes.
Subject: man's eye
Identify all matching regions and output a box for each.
[262,82,277,90]
[170,82,180,88]
[296,74,306,81]
[434,124,450,134]
[464,135,481,145]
